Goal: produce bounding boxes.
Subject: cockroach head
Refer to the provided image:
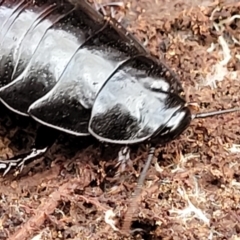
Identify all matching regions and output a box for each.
[151,104,192,145]
[151,101,240,145]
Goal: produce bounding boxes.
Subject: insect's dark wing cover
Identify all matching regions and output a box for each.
[0,0,105,115]
[28,47,118,136]
[88,56,186,144]
[28,19,146,135]
[0,1,69,87]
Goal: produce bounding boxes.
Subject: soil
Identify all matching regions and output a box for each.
[0,0,240,239]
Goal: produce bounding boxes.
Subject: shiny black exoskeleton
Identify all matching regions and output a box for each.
[0,0,238,174]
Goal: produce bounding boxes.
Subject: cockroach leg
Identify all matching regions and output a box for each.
[118,146,130,163]
[117,146,132,173]
[0,126,58,176]
[0,147,48,176]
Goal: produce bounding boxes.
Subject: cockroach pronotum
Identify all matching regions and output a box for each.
[0,0,239,233]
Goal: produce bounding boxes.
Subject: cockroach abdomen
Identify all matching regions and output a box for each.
[29,93,91,136]
[27,19,147,135]
[0,0,106,115]
[88,55,186,144]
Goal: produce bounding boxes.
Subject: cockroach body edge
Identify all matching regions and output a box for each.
[0,0,239,233]
[0,0,194,158]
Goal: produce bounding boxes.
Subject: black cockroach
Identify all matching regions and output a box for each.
[0,0,239,233]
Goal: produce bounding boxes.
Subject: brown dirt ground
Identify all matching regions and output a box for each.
[0,0,240,239]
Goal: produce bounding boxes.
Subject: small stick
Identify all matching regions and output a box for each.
[8,179,81,240]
